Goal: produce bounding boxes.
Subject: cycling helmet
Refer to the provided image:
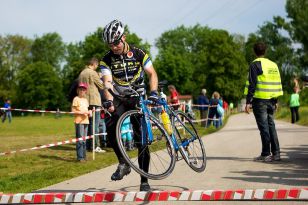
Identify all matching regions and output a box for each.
[103,20,125,44]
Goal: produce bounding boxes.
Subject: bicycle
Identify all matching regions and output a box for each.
[108,84,177,180]
[109,81,206,180]
[158,81,206,172]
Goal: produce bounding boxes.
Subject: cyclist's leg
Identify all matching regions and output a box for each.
[130,116,150,183]
[106,102,127,164]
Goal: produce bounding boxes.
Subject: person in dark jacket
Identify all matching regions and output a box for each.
[197,89,209,127]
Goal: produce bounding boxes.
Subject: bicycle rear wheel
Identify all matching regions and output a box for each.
[116,109,176,180]
[171,110,206,172]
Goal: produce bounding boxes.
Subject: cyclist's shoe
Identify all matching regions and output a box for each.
[272,154,281,161]
[253,155,272,162]
[140,182,151,192]
[111,163,131,181]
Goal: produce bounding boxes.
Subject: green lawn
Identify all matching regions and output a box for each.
[0,113,220,193]
[276,106,308,126]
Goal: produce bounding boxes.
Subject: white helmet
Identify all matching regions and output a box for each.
[103,20,125,44]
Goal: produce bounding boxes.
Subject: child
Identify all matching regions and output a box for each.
[71,83,91,162]
[121,117,134,151]
[2,99,12,123]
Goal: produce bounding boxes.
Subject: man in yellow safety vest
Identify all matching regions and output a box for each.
[244,42,283,162]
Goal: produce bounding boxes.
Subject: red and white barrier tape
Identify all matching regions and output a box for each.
[0,107,75,115]
[0,134,108,156]
[0,103,217,116]
[1,188,307,203]
[0,107,107,115]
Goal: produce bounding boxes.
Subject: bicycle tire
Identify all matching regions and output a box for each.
[171,110,206,172]
[116,109,176,180]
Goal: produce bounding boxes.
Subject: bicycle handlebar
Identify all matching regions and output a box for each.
[105,80,169,106]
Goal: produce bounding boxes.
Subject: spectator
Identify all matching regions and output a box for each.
[290,86,300,123]
[229,102,234,113]
[2,99,12,123]
[71,83,92,162]
[99,74,108,149]
[207,92,222,128]
[121,117,134,151]
[78,57,105,153]
[244,42,283,162]
[222,98,229,115]
[168,85,180,110]
[217,96,224,127]
[99,108,107,148]
[197,89,209,127]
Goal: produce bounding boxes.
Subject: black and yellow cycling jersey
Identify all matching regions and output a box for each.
[100,44,152,90]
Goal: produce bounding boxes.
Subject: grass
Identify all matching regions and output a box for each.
[276,106,308,126]
[0,112,224,193]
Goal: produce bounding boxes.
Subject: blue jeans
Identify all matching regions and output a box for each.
[207,108,221,128]
[87,106,100,150]
[2,111,12,123]
[99,118,107,147]
[75,124,88,160]
[252,99,280,156]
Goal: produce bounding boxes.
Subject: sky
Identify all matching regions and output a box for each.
[0,0,287,55]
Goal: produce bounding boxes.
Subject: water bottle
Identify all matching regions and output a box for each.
[161,110,173,135]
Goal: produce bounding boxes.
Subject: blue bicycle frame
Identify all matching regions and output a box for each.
[138,95,155,146]
[137,93,197,152]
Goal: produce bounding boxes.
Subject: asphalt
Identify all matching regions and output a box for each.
[39,113,308,204]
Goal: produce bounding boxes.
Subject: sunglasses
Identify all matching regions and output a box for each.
[108,39,122,47]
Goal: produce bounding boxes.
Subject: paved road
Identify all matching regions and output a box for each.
[40,113,308,204]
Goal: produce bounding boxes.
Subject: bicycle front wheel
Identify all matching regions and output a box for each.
[116,110,176,180]
[171,110,206,172]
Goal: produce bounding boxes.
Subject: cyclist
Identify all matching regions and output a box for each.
[100,20,158,191]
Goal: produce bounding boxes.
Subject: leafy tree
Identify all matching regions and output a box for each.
[286,0,308,68]
[155,25,247,103]
[0,34,32,101]
[15,62,63,109]
[31,33,66,71]
[62,43,84,89]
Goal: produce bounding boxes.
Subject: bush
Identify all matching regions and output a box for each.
[299,88,308,106]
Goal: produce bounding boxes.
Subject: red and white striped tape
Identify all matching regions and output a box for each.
[1,188,307,203]
[0,107,106,115]
[0,103,215,115]
[0,107,75,115]
[0,135,96,156]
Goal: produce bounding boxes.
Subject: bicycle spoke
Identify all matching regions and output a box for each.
[171,110,206,172]
[116,110,176,180]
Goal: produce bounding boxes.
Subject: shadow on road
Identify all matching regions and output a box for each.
[223,145,308,186]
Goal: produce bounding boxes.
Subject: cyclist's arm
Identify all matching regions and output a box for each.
[102,74,115,112]
[142,52,158,92]
[145,65,158,92]
[102,74,113,101]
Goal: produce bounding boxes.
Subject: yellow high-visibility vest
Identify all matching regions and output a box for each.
[244,57,283,99]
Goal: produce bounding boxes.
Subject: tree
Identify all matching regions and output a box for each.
[15,62,63,109]
[0,34,32,100]
[286,0,308,68]
[31,33,66,71]
[155,25,247,103]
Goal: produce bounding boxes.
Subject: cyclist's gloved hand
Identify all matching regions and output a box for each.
[148,91,159,104]
[103,100,113,109]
